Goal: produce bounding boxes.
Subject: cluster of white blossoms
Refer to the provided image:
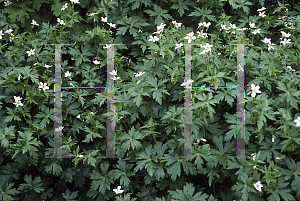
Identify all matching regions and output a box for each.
[261,37,275,51]
[257,6,267,18]
[199,43,213,55]
[286,65,296,72]
[280,30,291,45]
[154,23,166,34]
[13,96,23,107]
[148,35,159,42]
[133,72,145,84]
[99,17,116,28]
[0,29,15,42]
[184,31,196,44]
[109,70,120,81]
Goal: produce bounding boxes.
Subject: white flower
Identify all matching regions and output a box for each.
[31,19,39,26]
[76,115,80,119]
[181,79,194,88]
[101,17,107,22]
[259,12,266,18]
[113,186,124,194]
[276,157,281,160]
[157,23,166,31]
[91,112,94,115]
[65,71,71,77]
[280,38,291,45]
[251,153,256,160]
[4,0,11,6]
[281,31,291,37]
[44,64,52,68]
[253,181,263,192]
[111,76,120,80]
[26,49,35,56]
[137,80,141,84]
[202,22,211,28]
[172,21,182,28]
[33,62,39,66]
[0,30,4,39]
[55,126,64,132]
[57,18,65,25]
[77,154,83,157]
[257,7,266,12]
[14,96,22,102]
[199,43,213,55]
[294,117,300,127]
[197,30,208,39]
[249,22,255,28]
[286,66,296,72]
[133,72,145,77]
[13,99,23,107]
[184,31,196,43]
[175,43,183,49]
[262,37,271,44]
[272,135,275,142]
[39,82,49,91]
[109,70,118,76]
[252,29,260,35]
[249,84,261,97]
[268,44,275,51]
[93,60,100,64]
[103,44,112,49]
[230,23,237,29]
[150,35,159,42]
[148,35,159,42]
[9,34,14,42]
[70,0,80,4]
[61,3,68,10]
[4,29,13,34]
[107,22,116,28]
[221,24,228,30]
[88,12,97,16]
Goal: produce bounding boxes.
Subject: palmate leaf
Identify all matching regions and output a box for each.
[0,125,15,148]
[0,178,20,201]
[188,7,218,22]
[267,178,296,201]
[12,130,43,159]
[18,174,45,193]
[168,182,208,201]
[4,1,34,25]
[15,66,40,85]
[45,162,63,176]
[170,0,194,17]
[144,4,173,25]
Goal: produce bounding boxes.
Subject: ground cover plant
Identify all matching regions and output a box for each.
[0,0,300,200]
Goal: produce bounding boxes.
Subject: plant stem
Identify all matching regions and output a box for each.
[141,96,150,121]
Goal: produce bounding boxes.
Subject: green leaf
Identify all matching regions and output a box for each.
[18,174,45,193]
[168,182,209,201]
[45,162,63,176]
[144,4,173,25]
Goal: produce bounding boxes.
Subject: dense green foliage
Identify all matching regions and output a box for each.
[0,0,300,200]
